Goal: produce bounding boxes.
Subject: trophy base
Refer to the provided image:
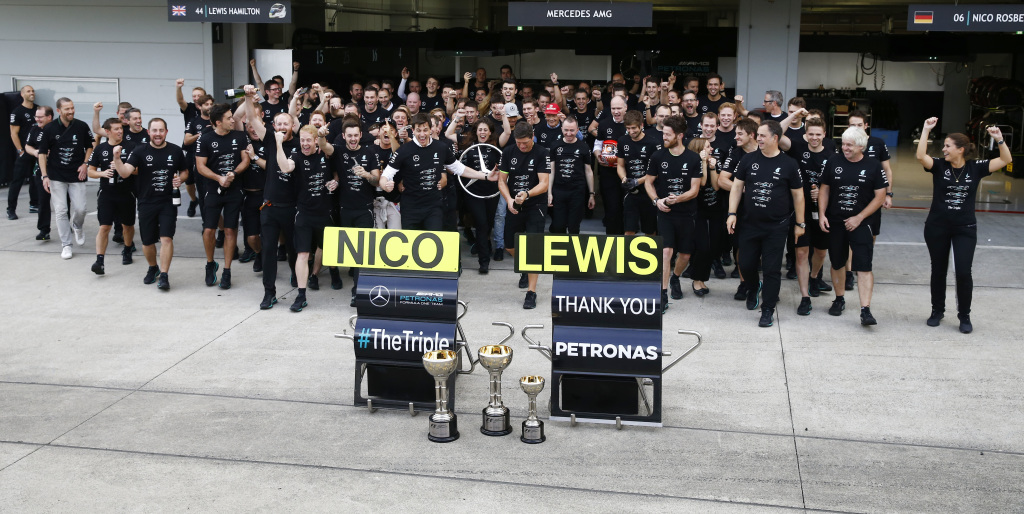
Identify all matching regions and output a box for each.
[520,420,546,444]
[480,408,512,436]
[428,413,460,443]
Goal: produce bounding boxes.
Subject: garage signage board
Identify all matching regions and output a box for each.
[508,2,652,27]
[167,1,292,23]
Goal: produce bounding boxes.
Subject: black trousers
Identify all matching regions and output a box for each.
[597,166,624,235]
[738,221,789,311]
[549,188,587,234]
[260,204,297,294]
[7,155,37,212]
[924,221,977,317]
[34,173,51,232]
[402,206,443,231]
[691,209,726,282]
[465,194,498,265]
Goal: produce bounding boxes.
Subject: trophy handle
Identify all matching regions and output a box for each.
[521,324,551,361]
[455,300,477,375]
[492,321,515,346]
[333,331,353,342]
[662,330,703,373]
[457,300,469,322]
[456,341,477,375]
[348,314,358,331]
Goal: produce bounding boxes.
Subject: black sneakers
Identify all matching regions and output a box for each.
[959,315,973,334]
[187,200,198,217]
[205,261,219,286]
[712,259,727,279]
[860,307,877,326]
[669,274,683,300]
[239,247,256,263]
[523,290,537,309]
[927,310,943,327]
[518,273,529,289]
[330,268,343,289]
[91,259,105,275]
[797,297,812,316]
[290,295,307,312]
[290,273,298,288]
[758,309,775,327]
[808,278,820,298]
[252,253,263,273]
[722,252,733,266]
[745,281,761,311]
[6,209,17,220]
[730,266,740,279]
[112,233,123,244]
[785,265,797,280]
[157,272,170,290]
[815,277,833,292]
[308,273,319,291]
[493,248,504,261]
[215,230,225,249]
[219,268,231,290]
[829,297,846,316]
[845,271,855,291]
[479,261,489,274]
[122,245,134,265]
[260,292,277,310]
[36,230,50,241]
[734,282,747,301]
[144,265,159,284]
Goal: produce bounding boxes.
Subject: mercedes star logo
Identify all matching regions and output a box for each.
[369,285,390,307]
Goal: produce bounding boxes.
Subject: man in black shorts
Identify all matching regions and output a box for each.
[792,117,834,311]
[726,120,806,327]
[644,116,702,311]
[195,103,250,289]
[617,110,662,236]
[113,118,187,290]
[819,127,888,325]
[241,122,267,274]
[317,119,381,305]
[274,126,339,312]
[183,95,215,218]
[88,117,137,274]
[498,121,550,310]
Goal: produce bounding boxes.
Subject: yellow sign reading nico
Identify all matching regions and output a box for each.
[322,228,461,273]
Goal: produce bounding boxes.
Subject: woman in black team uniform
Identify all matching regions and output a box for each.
[457,120,503,274]
[916,117,1012,334]
[275,125,338,313]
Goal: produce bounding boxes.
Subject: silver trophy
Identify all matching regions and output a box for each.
[478,345,514,436]
[423,349,459,443]
[519,375,546,444]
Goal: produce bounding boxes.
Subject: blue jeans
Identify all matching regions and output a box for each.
[493,196,507,250]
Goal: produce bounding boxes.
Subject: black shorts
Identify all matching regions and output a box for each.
[867,211,881,235]
[623,190,657,234]
[828,218,874,272]
[293,213,331,254]
[138,200,176,246]
[203,188,243,230]
[656,213,696,253]
[340,205,374,228]
[795,216,829,250]
[185,157,196,185]
[242,190,263,236]
[97,189,136,226]
[504,203,546,249]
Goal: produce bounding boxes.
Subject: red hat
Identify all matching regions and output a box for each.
[543,103,561,115]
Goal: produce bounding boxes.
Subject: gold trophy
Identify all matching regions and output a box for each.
[478,345,514,436]
[423,349,459,443]
[519,375,546,443]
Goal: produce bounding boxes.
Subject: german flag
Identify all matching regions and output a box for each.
[914,11,933,24]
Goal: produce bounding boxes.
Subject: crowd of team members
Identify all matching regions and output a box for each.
[7,63,1011,330]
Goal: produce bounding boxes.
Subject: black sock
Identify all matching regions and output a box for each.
[96,255,104,264]
[159,272,168,278]
[861,306,869,311]
[298,288,306,296]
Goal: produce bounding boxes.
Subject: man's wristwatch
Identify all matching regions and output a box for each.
[652,198,659,207]
[886,192,894,197]
[796,222,806,228]
[997,140,1005,145]
[727,212,736,217]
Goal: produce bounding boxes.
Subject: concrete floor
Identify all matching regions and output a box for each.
[2,149,1023,512]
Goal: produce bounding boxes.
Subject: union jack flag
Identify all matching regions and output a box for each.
[171,5,186,16]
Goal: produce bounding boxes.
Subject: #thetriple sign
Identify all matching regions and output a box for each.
[514,234,662,279]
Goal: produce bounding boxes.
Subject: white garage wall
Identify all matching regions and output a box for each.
[797,53,945,92]
[0,0,215,145]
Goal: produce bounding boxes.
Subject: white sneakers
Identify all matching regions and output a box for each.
[73,226,85,246]
[61,246,73,259]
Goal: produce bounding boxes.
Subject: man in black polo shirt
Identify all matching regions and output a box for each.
[8,85,37,219]
[498,121,550,310]
[726,120,806,327]
[113,118,187,290]
[196,103,250,289]
[88,117,137,274]
[379,113,494,230]
[645,116,702,311]
[243,85,299,310]
[37,98,94,260]
[24,106,53,240]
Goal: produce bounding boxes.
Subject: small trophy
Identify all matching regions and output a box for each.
[519,375,546,444]
[478,345,513,436]
[423,349,459,443]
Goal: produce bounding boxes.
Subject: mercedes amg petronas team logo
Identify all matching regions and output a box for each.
[369,285,390,307]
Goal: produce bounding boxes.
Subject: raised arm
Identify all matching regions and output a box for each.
[175,78,188,112]
[274,131,294,173]
[398,67,410,101]
[316,126,334,157]
[987,125,1013,173]
[916,117,937,170]
[288,62,299,98]
[92,102,107,138]
[112,145,135,178]
[250,59,265,94]
[243,85,266,141]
